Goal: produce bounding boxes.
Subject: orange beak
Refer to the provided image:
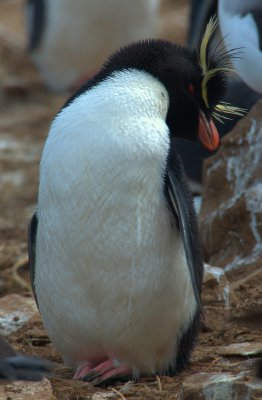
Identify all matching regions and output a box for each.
[198,112,220,151]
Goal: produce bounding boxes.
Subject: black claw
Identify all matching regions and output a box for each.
[81,369,101,382]
[92,377,104,386]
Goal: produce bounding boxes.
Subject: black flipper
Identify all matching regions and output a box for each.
[164,143,204,374]
[26,0,46,51]
[165,144,203,312]
[0,336,54,381]
[28,212,38,305]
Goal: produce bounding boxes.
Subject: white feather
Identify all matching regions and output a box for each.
[35,70,196,375]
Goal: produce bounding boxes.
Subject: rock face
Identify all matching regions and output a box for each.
[0,378,55,400]
[202,264,231,331]
[202,265,230,308]
[0,294,40,336]
[199,100,262,323]
[179,372,262,400]
[199,100,262,275]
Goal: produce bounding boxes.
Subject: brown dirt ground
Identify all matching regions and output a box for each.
[0,1,261,399]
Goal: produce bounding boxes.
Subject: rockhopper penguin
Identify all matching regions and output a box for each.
[28,18,244,384]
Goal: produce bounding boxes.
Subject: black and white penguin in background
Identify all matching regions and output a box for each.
[218,0,262,94]
[25,0,159,91]
[28,18,244,384]
[0,336,54,381]
[179,0,262,187]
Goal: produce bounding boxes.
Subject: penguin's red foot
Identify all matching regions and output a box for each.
[76,359,132,385]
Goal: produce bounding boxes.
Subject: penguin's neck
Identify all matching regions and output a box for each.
[68,69,170,121]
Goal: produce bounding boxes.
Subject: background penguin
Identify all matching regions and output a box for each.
[0,336,54,381]
[218,0,262,94]
[28,19,243,384]
[25,0,159,91]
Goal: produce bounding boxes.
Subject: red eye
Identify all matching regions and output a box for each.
[188,83,195,95]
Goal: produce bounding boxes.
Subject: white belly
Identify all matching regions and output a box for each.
[35,71,196,375]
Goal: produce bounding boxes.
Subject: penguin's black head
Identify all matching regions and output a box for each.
[103,40,214,146]
[65,17,244,151]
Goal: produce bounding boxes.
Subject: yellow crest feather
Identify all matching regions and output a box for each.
[213,102,246,123]
[199,16,246,121]
[200,16,218,77]
[201,67,234,109]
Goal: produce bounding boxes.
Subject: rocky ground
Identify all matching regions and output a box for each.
[0,1,262,399]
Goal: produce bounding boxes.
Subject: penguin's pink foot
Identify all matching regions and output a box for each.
[73,362,93,379]
[80,359,132,385]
